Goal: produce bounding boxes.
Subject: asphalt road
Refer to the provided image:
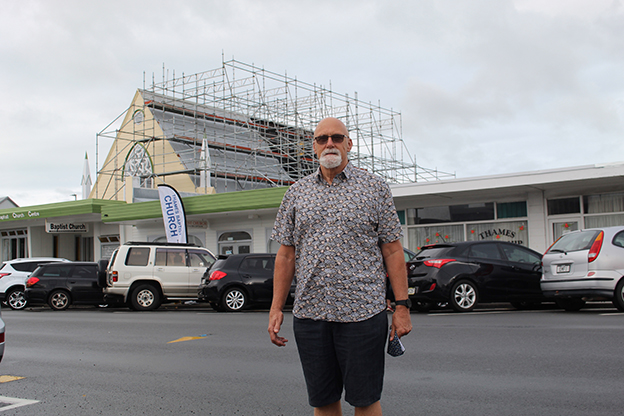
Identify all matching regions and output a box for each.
[1,303,623,415]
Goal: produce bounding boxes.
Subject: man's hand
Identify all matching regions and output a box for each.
[268,244,295,347]
[390,306,412,341]
[268,308,288,347]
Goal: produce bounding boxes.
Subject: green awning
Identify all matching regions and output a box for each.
[0,199,126,224]
[101,187,289,223]
[0,187,289,225]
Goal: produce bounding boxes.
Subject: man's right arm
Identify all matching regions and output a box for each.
[268,244,296,347]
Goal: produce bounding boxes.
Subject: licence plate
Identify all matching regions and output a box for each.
[408,287,417,295]
[556,264,571,273]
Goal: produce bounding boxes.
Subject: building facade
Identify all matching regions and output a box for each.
[2,162,624,263]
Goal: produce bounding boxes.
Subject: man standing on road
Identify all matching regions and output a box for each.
[268,117,412,416]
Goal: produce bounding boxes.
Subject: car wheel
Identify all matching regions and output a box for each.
[48,290,71,311]
[613,279,624,312]
[6,288,28,310]
[555,298,586,312]
[450,280,478,312]
[221,287,247,312]
[411,301,435,313]
[130,284,161,311]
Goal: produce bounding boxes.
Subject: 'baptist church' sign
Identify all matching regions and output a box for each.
[45,220,88,233]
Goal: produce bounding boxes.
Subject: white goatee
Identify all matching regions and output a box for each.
[319,150,342,169]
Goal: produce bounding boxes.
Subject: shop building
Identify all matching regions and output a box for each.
[393,162,624,254]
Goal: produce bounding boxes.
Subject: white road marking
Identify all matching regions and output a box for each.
[0,396,39,412]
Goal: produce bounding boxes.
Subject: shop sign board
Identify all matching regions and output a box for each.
[45,220,88,233]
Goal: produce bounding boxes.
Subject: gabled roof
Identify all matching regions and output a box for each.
[142,89,316,184]
[0,196,18,209]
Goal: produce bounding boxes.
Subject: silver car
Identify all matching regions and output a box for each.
[541,226,624,311]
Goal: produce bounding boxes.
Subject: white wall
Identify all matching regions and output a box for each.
[527,190,548,253]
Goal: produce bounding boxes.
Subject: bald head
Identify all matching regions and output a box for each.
[314,117,349,138]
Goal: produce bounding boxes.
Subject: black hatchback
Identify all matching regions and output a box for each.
[407,241,544,312]
[24,261,108,310]
[198,253,292,312]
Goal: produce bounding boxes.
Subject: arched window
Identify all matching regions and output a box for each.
[218,231,252,255]
[124,143,154,188]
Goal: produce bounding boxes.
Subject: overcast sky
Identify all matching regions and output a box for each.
[1,0,623,207]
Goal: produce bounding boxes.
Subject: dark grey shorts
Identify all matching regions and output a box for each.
[293,311,387,408]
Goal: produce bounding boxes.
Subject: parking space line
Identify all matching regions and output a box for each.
[0,395,39,412]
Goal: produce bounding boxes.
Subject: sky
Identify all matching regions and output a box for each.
[1,0,623,207]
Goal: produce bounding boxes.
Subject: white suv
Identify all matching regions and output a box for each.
[104,242,216,311]
[0,257,70,310]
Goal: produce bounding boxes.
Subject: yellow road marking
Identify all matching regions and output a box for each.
[0,376,25,383]
[168,334,208,343]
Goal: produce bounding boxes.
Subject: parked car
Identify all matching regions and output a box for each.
[541,226,624,312]
[0,257,70,310]
[407,241,544,312]
[199,253,294,312]
[104,242,216,311]
[24,261,108,311]
[0,303,5,363]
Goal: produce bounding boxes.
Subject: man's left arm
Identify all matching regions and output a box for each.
[381,239,413,340]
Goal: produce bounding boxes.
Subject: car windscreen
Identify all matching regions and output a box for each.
[549,230,601,253]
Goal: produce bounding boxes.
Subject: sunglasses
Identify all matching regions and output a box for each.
[314,134,347,145]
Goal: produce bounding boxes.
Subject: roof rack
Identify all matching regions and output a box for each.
[123,241,200,247]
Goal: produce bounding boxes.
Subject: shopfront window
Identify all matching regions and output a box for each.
[407,203,495,225]
[552,221,579,241]
[466,221,528,245]
[582,192,624,228]
[584,214,624,229]
[548,197,581,215]
[405,199,532,251]
[408,225,464,250]
[583,192,624,214]
[1,229,28,261]
[497,201,527,219]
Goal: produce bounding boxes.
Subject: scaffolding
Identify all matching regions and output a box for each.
[94,58,454,200]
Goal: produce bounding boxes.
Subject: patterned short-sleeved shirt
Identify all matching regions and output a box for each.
[271,162,403,323]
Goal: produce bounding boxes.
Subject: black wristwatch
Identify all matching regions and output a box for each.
[395,299,412,309]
